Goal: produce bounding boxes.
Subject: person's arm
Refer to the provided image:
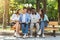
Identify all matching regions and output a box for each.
[37,13,41,23]
[19,14,22,23]
[10,14,15,22]
[45,14,49,23]
[26,14,31,24]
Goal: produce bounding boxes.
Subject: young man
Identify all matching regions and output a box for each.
[19,7,30,38]
[30,8,40,37]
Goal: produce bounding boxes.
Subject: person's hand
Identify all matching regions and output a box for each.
[47,21,49,23]
[46,20,49,23]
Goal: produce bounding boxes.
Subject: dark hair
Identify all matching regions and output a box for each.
[40,9,44,14]
[31,7,37,15]
[27,7,31,12]
[15,9,20,14]
[23,7,27,10]
[38,9,44,14]
[40,9,44,19]
[31,7,35,10]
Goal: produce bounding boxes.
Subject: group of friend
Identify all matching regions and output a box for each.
[10,7,49,38]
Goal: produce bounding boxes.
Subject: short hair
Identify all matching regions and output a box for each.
[27,7,31,12]
[23,7,27,10]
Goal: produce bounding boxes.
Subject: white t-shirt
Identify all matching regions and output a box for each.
[10,14,20,21]
[22,14,26,23]
[30,13,40,23]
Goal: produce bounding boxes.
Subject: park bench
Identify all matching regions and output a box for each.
[44,21,59,37]
[11,21,59,37]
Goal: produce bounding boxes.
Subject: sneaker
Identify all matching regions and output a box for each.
[30,35,33,37]
[42,34,45,38]
[14,32,16,36]
[37,35,40,37]
[14,32,21,37]
[37,30,41,35]
[16,34,21,37]
[23,34,27,39]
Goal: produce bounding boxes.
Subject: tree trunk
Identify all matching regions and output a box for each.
[3,0,9,29]
[42,0,46,14]
[36,0,40,12]
[58,0,60,25]
[7,0,10,25]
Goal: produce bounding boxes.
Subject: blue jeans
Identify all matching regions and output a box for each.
[21,23,29,34]
[40,21,48,34]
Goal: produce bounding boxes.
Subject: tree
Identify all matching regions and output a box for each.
[42,0,46,14]
[58,0,60,24]
[3,0,9,29]
[0,0,4,24]
[47,0,58,21]
[36,0,40,12]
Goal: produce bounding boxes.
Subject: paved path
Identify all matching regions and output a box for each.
[0,35,60,40]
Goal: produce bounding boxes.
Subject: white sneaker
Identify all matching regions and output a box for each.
[14,32,21,37]
[37,35,39,37]
[42,34,45,38]
[14,32,16,36]
[37,30,41,35]
[30,35,33,37]
[23,34,27,39]
[16,34,21,37]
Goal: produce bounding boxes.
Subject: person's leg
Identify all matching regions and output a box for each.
[28,23,30,34]
[36,23,40,33]
[40,21,45,37]
[30,23,34,37]
[13,22,21,37]
[25,24,29,37]
[41,21,48,34]
[12,23,17,36]
[23,23,29,38]
[21,24,25,34]
[41,21,44,34]
[16,22,20,34]
[36,23,41,37]
[25,24,28,34]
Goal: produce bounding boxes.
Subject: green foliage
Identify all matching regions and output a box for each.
[47,0,58,21]
[0,0,58,21]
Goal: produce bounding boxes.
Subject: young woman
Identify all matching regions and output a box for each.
[30,8,40,37]
[19,7,30,38]
[38,9,49,37]
[10,9,21,37]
